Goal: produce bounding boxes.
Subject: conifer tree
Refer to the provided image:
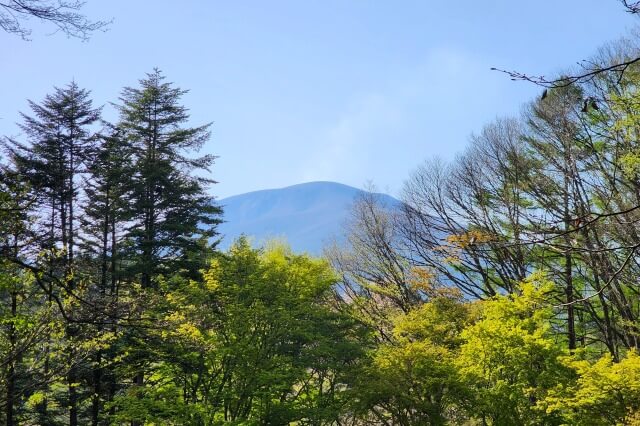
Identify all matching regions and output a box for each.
[4,82,101,426]
[115,69,221,288]
[111,70,221,423]
[80,126,130,425]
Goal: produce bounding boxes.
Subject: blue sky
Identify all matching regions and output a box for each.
[1,1,636,198]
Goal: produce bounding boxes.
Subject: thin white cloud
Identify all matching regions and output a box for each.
[298,45,496,191]
[300,92,401,181]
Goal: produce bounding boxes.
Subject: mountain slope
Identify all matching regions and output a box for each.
[216,181,399,254]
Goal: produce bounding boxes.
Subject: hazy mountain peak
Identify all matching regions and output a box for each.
[217,181,398,254]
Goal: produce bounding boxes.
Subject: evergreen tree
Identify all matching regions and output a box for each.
[115,69,221,288]
[111,69,221,423]
[4,82,101,426]
[79,126,130,425]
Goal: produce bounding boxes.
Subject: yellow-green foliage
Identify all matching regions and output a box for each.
[365,341,461,425]
[619,151,640,178]
[610,80,640,179]
[541,350,640,425]
[393,295,470,350]
[455,274,571,425]
[146,237,365,425]
[354,295,472,425]
[382,272,640,426]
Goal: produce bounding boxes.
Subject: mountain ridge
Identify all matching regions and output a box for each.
[216,181,399,254]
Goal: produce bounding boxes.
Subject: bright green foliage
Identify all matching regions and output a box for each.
[109,374,193,425]
[111,238,366,425]
[393,295,471,350]
[542,350,640,425]
[352,295,471,425]
[456,274,572,425]
[610,75,640,180]
[198,238,365,424]
[345,270,640,425]
[359,341,461,425]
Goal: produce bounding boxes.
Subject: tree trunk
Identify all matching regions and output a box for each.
[6,289,17,426]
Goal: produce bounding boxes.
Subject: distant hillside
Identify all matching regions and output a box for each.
[216,181,399,254]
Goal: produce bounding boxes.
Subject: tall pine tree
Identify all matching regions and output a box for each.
[111,70,221,424]
[5,82,101,426]
[116,69,221,288]
[80,125,131,425]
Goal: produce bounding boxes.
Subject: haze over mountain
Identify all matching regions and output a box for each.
[217,181,399,254]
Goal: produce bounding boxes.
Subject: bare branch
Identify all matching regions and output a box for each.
[0,0,110,40]
[622,0,640,14]
[554,244,638,307]
[491,56,640,88]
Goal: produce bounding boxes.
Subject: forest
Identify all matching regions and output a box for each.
[3,2,640,426]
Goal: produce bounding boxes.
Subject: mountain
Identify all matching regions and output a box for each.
[216,181,399,254]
